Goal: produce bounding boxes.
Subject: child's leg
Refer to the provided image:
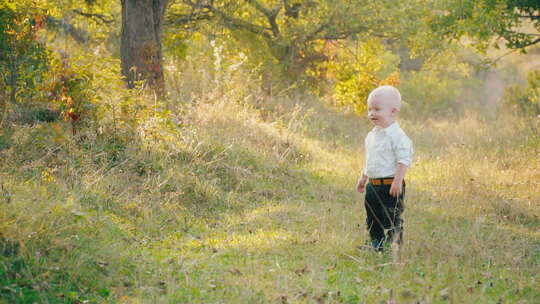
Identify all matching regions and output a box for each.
[386,184,405,246]
[364,202,385,247]
[364,184,388,249]
[386,212,403,245]
[365,182,405,249]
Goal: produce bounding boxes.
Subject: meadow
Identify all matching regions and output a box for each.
[1,78,539,303]
[3,0,540,302]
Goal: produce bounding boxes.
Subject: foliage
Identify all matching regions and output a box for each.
[433,0,540,52]
[325,39,400,114]
[44,53,107,132]
[0,0,130,131]
[399,49,479,117]
[0,2,50,117]
[40,0,118,44]
[500,70,540,116]
[163,30,189,62]
[167,0,430,87]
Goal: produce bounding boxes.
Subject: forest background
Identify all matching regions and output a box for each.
[1,0,539,303]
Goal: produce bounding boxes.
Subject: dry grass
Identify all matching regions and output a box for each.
[1,80,539,303]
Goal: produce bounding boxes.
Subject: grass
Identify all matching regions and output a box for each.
[1,90,539,303]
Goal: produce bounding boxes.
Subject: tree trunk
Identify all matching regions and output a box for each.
[120,0,168,95]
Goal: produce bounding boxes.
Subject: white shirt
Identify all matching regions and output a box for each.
[363,122,413,178]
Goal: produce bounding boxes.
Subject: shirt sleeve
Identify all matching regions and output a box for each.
[394,133,413,167]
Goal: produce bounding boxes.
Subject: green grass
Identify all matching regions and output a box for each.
[1,97,539,303]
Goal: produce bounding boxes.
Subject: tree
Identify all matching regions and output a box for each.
[433,0,540,53]
[166,0,425,85]
[120,0,169,95]
[31,0,168,95]
[3,0,169,98]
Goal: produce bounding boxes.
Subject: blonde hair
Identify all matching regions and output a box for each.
[367,85,402,110]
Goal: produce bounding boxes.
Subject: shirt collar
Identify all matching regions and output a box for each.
[373,121,399,134]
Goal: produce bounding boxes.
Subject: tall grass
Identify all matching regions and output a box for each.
[1,60,539,303]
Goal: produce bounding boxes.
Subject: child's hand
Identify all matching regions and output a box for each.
[389,179,403,197]
[356,176,367,193]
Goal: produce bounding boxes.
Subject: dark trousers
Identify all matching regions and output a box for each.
[364,181,405,248]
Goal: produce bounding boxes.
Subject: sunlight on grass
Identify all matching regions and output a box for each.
[204,229,296,251]
[2,97,539,303]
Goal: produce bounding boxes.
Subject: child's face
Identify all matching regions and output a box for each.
[367,97,396,128]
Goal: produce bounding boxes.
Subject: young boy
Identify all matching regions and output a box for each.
[356,85,413,252]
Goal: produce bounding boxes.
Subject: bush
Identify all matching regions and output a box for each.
[0,3,51,125]
[326,39,400,115]
[399,49,479,118]
[0,2,118,131]
[500,70,540,116]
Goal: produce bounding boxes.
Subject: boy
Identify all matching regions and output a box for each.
[356,85,413,252]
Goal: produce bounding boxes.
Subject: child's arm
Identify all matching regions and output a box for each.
[389,163,407,197]
[356,173,368,193]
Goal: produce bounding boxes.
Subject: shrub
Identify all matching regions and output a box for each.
[500,70,540,116]
[0,3,51,125]
[327,39,400,115]
[399,49,480,118]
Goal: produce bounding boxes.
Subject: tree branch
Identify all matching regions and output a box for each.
[167,11,213,25]
[517,37,540,48]
[245,0,282,37]
[305,23,328,41]
[518,15,540,20]
[312,25,389,41]
[246,0,273,17]
[72,9,114,24]
[282,0,301,18]
[45,16,89,43]
[181,0,274,39]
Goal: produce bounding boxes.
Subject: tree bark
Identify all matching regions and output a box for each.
[120,0,168,95]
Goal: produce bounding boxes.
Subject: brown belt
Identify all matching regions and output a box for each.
[369,177,394,186]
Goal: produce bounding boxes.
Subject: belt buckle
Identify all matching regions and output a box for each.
[371,179,381,186]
